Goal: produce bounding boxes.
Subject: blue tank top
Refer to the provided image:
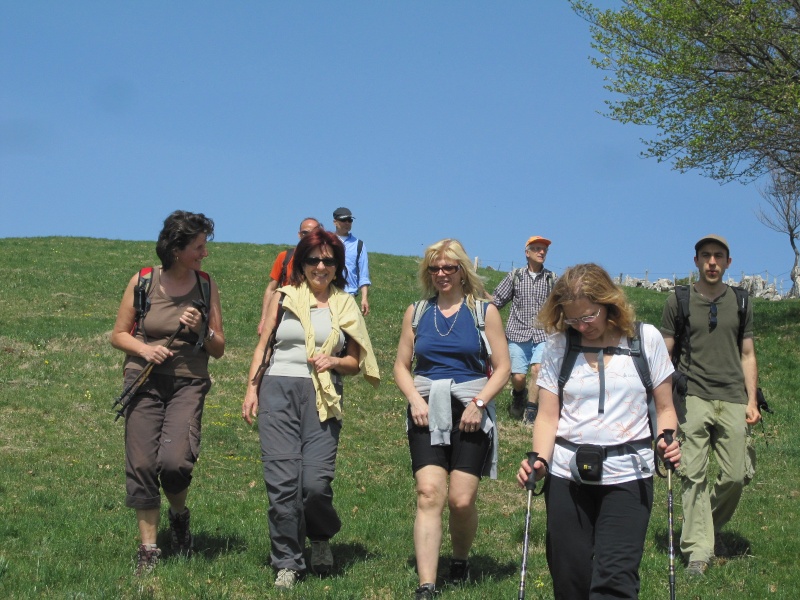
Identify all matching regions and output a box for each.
[414,302,486,383]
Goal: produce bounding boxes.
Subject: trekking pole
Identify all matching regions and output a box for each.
[111,323,185,421]
[663,429,676,600]
[518,451,539,600]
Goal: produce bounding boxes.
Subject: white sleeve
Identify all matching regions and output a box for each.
[643,323,674,387]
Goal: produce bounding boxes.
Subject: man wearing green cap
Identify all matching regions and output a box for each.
[660,234,761,577]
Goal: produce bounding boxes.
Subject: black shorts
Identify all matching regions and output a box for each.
[407,400,491,478]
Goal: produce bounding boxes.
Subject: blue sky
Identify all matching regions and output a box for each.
[1,1,792,291]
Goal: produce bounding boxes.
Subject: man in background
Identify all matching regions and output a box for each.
[257,217,320,335]
[333,207,371,316]
[491,236,555,424]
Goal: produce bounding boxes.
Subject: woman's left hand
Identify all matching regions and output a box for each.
[309,352,338,373]
[179,306,205,335]
[459,403,484,432]
[657,437,682,470]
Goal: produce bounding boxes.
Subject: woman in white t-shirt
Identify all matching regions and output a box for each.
[516,263,681,600]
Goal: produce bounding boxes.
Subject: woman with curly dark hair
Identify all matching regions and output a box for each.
[111,210,225,575]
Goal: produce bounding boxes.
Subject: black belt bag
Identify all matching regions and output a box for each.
[558,437,652,485]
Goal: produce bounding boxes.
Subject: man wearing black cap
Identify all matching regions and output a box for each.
[660,234,760,577]
[333,207,370,316]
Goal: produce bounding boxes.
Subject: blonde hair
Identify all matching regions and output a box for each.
[537,263,636,337]
[418,239,488,309]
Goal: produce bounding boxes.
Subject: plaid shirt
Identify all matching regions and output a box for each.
[492,267,554,344]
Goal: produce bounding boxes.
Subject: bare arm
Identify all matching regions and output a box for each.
[393,305,430,426]
[200,278,225,359]
[516,387,560,487]
[741,337,760,424]
[308,333,360,375]
[359,284,369,316]
[258,279,279,335]
[653,378,681,467]
[243,292,281,424]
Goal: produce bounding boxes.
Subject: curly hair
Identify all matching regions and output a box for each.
[288,228,347,289]
[537,263,636,337]
[156,211,215,270]
[418,239,488,309]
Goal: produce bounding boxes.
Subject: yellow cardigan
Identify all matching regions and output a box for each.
[279,282,380,421]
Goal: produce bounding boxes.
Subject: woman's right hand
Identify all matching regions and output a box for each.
[408,399,429,428]
[139,343,173,365]
[242,390,258,425]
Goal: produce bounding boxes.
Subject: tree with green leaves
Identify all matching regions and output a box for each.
[570,0,800,183]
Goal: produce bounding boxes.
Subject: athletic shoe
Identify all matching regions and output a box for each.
[168,507,193,556]
[522,402,539,426]
[685,560,708,577]
[449,558,470,584]
[509,389,527,419]
[274,568,300,590]
[135,544,161,576]
[310,540,334,575]
[414,583,437,599]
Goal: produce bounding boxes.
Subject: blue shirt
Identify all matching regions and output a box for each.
[414,303,486,383]
[338,233,370,294]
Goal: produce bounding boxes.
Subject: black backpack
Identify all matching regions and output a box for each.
[558,321,657,440]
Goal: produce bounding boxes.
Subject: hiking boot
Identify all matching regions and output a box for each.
[509,389,527,419]
[168,507,193,556]
[310,540,334,576]
[135,544,161,576]
[414,583,437,599]
[449,558,470,584]
[274,568,300,590]
[685,560,708,577]
[522,402,539,426]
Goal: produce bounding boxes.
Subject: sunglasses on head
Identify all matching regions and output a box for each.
[303,256,337,267]
[427,264,460,275]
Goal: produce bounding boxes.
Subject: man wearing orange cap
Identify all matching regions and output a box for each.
[492,236,555,424]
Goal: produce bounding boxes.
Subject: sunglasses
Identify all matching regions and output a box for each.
[427,264,460,275]
[335,217,354,223]
[709,302,717,331]
[303,256,337,267]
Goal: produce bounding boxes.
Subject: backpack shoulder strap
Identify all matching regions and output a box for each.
[131,267,155,337]
[673,285,691,367]
[469,299,493,362]
[355,239,364,281]
[279,248,294,286]
[193,270,212,353]
[629,321,657,440]
[410,298,433,365]
[558,328,583,407]
[732,286,749,354]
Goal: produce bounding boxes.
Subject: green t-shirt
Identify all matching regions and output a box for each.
[660,285,753,404]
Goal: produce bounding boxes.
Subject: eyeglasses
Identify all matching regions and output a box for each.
[427,264,460,275]
[335,217,354,223]
[709,302,717,331]
[563,307,602,326]
[303,256,337,267]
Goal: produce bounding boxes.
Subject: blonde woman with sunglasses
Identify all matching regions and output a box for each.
[394,239,510,599]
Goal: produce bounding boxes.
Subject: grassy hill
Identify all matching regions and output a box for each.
[1,237,798,599]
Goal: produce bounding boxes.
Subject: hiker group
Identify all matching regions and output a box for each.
[111,212,761,600]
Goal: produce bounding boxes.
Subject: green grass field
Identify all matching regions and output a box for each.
[1,237,798,599]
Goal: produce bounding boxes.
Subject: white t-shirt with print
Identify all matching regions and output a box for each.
[538,323,674,484]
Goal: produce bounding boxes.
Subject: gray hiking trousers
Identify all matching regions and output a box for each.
[258,375,342,571]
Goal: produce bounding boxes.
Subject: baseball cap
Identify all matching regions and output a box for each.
[333,207,354,220]
[526,235,551,248]
[695,234,729,254]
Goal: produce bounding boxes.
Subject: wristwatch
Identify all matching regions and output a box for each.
[205,328,215,341]
[472,397,486,409]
